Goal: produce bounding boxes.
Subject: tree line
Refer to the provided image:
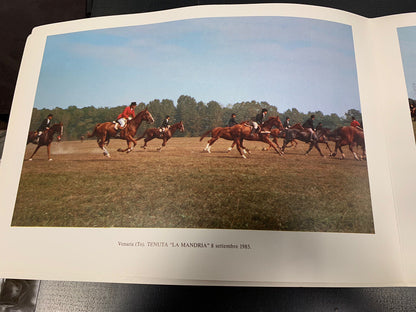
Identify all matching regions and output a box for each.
[30,95,362,141]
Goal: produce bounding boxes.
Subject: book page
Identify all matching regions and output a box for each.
[0,4,404,286]
[370,13,416,285]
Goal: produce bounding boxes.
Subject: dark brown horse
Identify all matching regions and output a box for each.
[137,121,185,150]
[225,116,284,158]
[281,126,327,156]
[327,126,365,160]
[26,123,63,161]
[87,108,154,157]
[263,123,304,151]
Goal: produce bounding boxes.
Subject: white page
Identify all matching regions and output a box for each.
[370,13,416,285]
[0,4,405,286]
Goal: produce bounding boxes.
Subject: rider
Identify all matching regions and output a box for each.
[36,113,53,142]
[302,114,317,142]
[250,108,268,135]
[228,113,238,127]
[283,116,290,129]
[350,116,362,129]
[160,115,170,133]
[115,101,136,131]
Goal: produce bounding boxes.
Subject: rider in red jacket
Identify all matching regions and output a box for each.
[115,102,136,130]
[350,116,361,129]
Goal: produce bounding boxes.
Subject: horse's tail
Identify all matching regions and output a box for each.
[199,129,212,141]
[87,123,101,138]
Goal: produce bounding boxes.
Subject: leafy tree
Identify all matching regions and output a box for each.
[344,108,362,125]
[175,95,200,136]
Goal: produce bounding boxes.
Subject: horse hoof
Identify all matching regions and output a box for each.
[28,158,32,161]
[242,155,247,159]
[48,159,53,161]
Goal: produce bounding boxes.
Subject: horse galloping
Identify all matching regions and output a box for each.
[137,121,185,150]
[26,123,63,161]
[227,116,284,158]
[199,121,250,154]
[327,126,365,160]
[87,108,154,157]
[262,123,304,152]
[281,127,326,156]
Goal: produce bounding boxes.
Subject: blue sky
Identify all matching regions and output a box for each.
[34,16,361,116]
[398,26,416,99]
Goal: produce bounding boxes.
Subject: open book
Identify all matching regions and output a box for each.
[0,4,415,287]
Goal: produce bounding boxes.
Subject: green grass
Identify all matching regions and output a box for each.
[12,138,374,233]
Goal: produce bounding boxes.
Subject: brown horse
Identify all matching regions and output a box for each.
[87,108,154,157]
[327,126,365,160]
[26,123,63,161]
[137,121,185,150]
[225,116,284,158]
[200,121,250,154]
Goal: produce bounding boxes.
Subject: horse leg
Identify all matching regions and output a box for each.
[227,141,235,153]
[281,140,288,153]
[313,142,325,157]
[305,142,314,155]
[234,139,246,159]
[349,143,360,161]
[239,138,250,154]
[99,137,111,157]
[263,138,275,152]
[338,145,345,160]
[331,142,340,158]
[28,145,41,160]
[204,137,218,153]
[47,143,53,161]
[141,137,154,149]
[263,137,282,156]
[325,141,333,155]
[157,138,167,151]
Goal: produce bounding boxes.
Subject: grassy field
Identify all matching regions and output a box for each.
[12,137,374,233]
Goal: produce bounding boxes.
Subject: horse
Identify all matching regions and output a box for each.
[281,126,327,156]
[26,123,63,161]
[87,108,154,157]
[200,121,250,154]
[327,126,366,160]
[137,121,185,150]
[225,116,284,158]
[262,123,303,151]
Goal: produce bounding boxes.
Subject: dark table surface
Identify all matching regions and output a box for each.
[1,1,416,311]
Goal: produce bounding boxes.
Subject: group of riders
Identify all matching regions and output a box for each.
[35,102,362,144]
[227,108,363,142]
[35,101,172,142]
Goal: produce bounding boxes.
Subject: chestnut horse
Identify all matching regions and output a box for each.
[26,123,63,161]
[87,108,154,157]
[200,121,250,154]
[327,126,365,160]
[137,121,185,150]
[226,116,284,158]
